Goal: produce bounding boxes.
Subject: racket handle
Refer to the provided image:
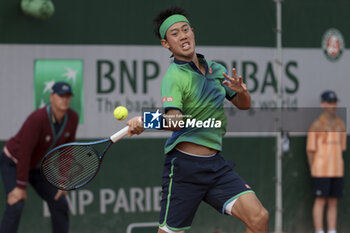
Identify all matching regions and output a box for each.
[110,117,142,143]
[110,126,129,143]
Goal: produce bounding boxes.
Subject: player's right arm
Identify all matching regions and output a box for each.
[126,117,144,136]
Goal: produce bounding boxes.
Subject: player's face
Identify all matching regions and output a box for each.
[50,93,72,112]
[161,22,196,61]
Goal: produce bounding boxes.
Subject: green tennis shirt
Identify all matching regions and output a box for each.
[161,54,236,154]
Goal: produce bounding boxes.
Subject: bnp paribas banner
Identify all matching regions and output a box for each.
[0,31,348,140]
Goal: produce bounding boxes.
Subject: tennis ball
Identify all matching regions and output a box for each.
[113,106,128,121]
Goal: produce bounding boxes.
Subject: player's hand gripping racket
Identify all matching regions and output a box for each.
[41,126,129,191]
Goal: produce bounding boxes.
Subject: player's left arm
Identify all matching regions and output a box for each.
[223,68,251,110]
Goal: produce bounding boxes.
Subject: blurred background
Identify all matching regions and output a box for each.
[0,0,349,232]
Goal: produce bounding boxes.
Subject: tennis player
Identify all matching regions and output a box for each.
[127,6,268,233]
[0,81,79,233]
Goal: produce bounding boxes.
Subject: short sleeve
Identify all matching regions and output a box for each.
[161,74,184,112]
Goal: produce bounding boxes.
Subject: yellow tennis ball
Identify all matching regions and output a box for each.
[113,106,128,121]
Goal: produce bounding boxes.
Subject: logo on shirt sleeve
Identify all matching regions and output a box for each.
[162,97,173,103]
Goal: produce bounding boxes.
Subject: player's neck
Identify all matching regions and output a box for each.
[174,52,205,75]
[176,53,205,73]
[192,56,206,75]
[192,56,200,68]
[51,106,65,123]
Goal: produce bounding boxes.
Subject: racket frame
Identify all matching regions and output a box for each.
[40,126,129,190]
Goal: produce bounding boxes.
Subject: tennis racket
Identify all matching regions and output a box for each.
[41,126,129,191]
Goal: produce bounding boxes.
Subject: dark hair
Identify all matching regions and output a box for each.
[153,6,188,39]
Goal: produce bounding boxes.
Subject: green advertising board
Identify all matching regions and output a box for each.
[34,59,84,123]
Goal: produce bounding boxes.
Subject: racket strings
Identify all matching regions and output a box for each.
[42,144,101,190]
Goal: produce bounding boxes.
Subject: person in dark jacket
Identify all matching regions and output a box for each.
[0,81,79,233]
